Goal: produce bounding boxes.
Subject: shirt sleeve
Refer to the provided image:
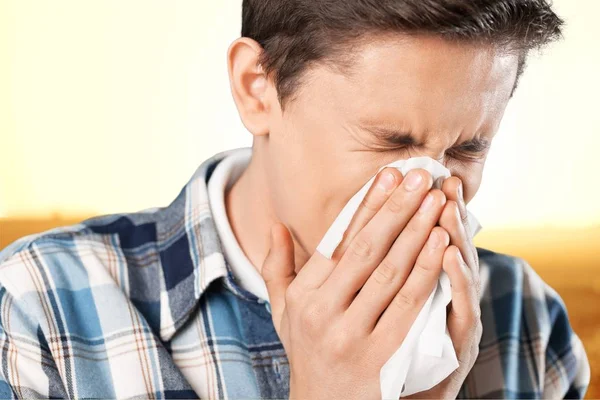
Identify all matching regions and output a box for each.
[0,278,67,398]
[471,250,592,399]
[0,373,17,399]
[542,285,591,399]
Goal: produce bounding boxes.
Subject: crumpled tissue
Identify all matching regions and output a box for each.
[315,157,481,398]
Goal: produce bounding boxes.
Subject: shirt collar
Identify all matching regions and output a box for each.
[157,146,255,341]
[206,147,270,302]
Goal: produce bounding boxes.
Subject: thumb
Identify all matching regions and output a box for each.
[261,222,296,332]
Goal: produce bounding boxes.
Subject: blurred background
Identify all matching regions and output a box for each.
[1,0,599,396]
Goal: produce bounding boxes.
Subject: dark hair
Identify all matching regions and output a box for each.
[241,0,563,107]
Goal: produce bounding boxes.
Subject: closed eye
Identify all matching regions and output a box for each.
[447,139,491,160]
[358,125,422,151]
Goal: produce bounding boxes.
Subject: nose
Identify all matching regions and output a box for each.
[432,153,446,166]
[413,151,452,189]
[409,148,446,167]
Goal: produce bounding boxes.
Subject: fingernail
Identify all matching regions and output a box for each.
[404,171,424,191]
[419,193,434,213]
[376,170,396,192]
[428,230,441,249]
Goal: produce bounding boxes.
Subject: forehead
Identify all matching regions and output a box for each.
[300,34,519,138]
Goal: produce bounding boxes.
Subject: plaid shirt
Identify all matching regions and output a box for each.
[0,147,590,399]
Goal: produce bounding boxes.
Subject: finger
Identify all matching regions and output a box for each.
[319,169,433,309]
[372,227,446,345]
[296,168,403,290]
[439,200,478,275]
[347,195,448,331]
[441,178,478,268]
[261,223,296,332]
[441,177,470,232]
[331,168,403,261]
[443,245,481,356]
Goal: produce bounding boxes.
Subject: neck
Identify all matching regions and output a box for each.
[225,147,311,276]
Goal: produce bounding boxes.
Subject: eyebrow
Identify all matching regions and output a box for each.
[362,125,491,151]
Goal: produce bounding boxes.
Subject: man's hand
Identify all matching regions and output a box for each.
[261,168,451,399]
[405,177,483,399]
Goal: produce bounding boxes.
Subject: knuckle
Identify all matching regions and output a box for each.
[299,307,313,325]
[284,288,296,307]
[285,283,302,305]
[393,290,416,311]
[386,193,405,214]
[300,302,326,332]
[348,235,374,261]
[329,332,353,358]
[406,220,421,235]
[414,257,437,274]
[433,226,450,244]
[360,193,381,212]
[373,259,397,285]
[300,312,319,333]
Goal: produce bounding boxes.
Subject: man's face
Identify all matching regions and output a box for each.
[260,35,518,253]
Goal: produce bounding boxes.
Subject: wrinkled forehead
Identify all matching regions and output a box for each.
[299,35,519,137]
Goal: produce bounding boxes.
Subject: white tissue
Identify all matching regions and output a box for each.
[315,157,481,399]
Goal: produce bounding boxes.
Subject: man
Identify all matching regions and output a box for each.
[0,0,590,398]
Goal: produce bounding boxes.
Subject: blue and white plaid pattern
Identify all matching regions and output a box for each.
[0,148,590,399]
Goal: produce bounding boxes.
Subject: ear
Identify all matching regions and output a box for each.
[227,37,275,137]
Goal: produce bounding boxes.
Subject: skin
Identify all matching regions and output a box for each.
[226,33,518,398]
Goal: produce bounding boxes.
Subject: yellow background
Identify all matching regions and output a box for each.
[1,0,599,397]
